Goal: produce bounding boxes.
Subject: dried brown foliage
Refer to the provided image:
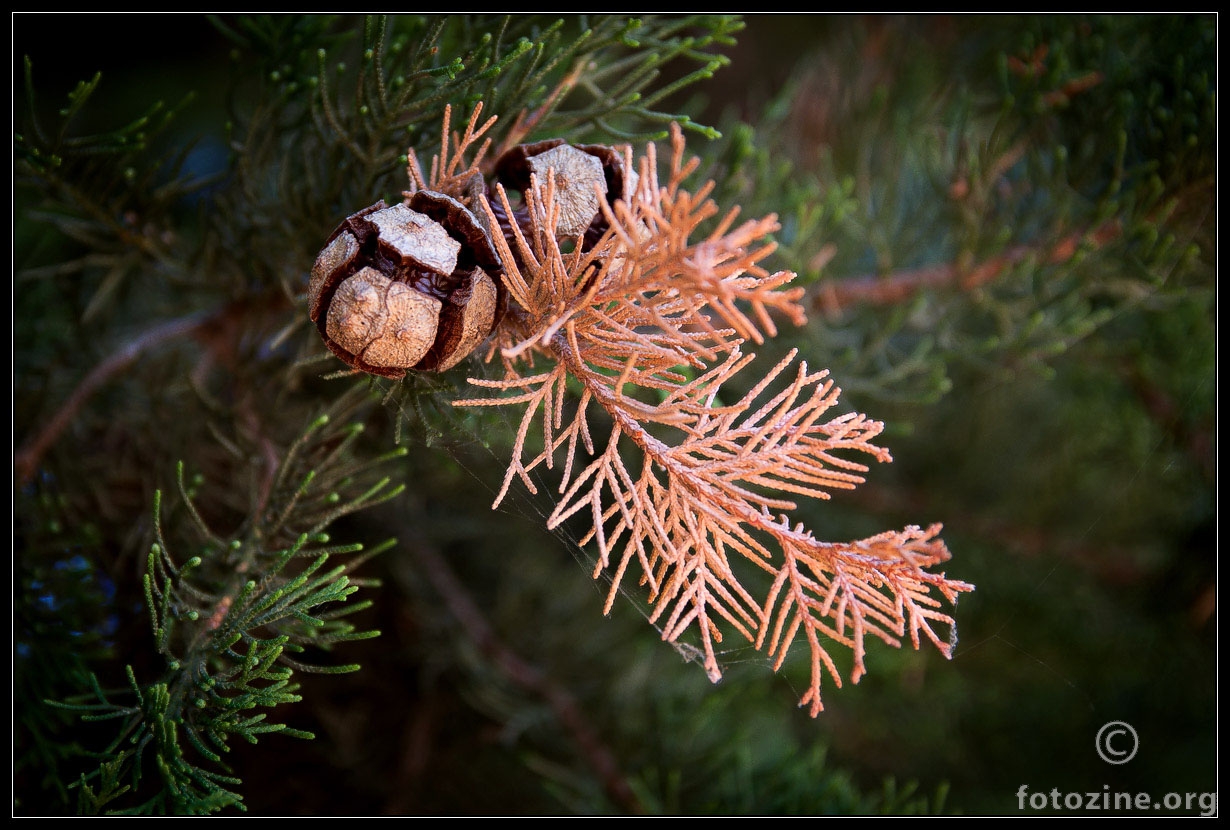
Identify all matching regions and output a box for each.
[415,106,974,715]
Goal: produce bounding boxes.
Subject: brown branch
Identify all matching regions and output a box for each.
[14,294,290,487]
[813,221,1121,314]
[410,536,646,815]
[842,479,1153,587]
[15,313,210,486]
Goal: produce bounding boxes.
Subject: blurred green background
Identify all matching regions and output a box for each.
[14,14,1215,815]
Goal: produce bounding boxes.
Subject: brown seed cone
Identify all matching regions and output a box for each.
[493,140,637,249]
[309,194,504,377]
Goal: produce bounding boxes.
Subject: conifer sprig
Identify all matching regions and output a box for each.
[454,120,974,714]
[43,391,397,814]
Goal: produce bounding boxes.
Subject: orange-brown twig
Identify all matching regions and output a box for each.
[498,59,588,158]
[813,221,1122,315]
[459,122,973,716]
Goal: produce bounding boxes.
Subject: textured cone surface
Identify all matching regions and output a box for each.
[309,230,359,320]
[364,280,441,368]
[527,144,606,238]
[326,267,441,369]
[424,269,498,371]
[325,267,389,355]
[368,203,461,274]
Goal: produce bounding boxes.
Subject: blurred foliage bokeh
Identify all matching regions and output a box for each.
[14,14,1215,815]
